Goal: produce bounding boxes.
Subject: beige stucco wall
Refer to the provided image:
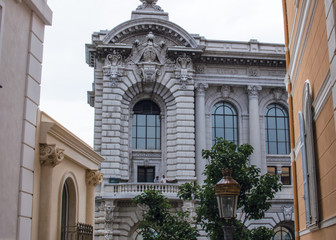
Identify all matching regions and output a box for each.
[0,0,51,239]
[31,112,104,240]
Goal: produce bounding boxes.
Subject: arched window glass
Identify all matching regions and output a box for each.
[272,226,293,240]
[265,103,290,154]
[211,102,238,145]
[132,100,161,150]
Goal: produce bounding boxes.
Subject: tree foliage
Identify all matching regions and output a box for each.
[178,139,282,240]
[133,190,199,240]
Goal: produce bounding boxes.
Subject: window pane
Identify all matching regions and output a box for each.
[138,127,146,137]
[267,117,276,129]
[225,115,233,127]
[267,166,276,176]
[281,167,291,185]
[215,115,224,127]
[277,129,286,141]
[137,139,145,149]
[268,142,277,154]
[132,138,136,148]
[137,115,146,125]
[216,128,224,139]
[147,139,156,149]
[277,118,285,129]
[156,139,161,149]
[268,130,276,141]
[278,142,287,154]
[147,127,155,138]
[147,115,156,126]
[225,128,234,140]
[215,105,224,114]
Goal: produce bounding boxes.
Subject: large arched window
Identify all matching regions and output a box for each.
[211,102,238,145]
[132,100,161,150]
[265,103,290,154]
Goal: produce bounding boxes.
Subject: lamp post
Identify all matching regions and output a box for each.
[215,169,241,240]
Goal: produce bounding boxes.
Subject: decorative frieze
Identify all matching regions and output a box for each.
[221,85,232,98]
[86,169,103,186]
[39,144,64,167]
[271,88,285,100]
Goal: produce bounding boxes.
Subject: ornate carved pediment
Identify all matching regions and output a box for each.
[86,169,103,186]
[175,54,193,89]
[103,51,125,86]
[129,32,168,89]
[40,144,64,167]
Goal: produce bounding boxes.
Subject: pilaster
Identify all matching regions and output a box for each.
[195,83,208,184]
[247,85,264,173]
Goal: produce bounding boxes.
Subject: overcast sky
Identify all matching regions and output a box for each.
[40,0,285,146]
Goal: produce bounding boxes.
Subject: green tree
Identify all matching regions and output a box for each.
[178,139,281,240]
[133,190,199,240]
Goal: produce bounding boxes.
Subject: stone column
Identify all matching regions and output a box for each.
[86,170,103,225]
[38,144,64,240]
[247,85,263,172]
[195,83,208,184]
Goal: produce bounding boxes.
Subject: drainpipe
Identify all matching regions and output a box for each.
[282,1,300,240]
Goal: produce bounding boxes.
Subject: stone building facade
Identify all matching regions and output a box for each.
[86,1,294,239]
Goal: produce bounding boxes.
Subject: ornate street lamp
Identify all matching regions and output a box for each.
[215,169,241,240]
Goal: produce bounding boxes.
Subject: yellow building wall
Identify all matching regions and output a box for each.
[285,0,336,237]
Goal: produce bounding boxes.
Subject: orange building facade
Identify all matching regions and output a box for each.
[282,0,336,239]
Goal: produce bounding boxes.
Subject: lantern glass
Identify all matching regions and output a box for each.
[217,195,238,219]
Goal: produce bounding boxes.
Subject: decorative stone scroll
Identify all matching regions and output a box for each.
[40,144,64,167]
[103,50,124,87]
[136,0,163,12]
[175,54,193,89]
[86,169,103,186]
[247,67,259,77]
[283,206,293,221]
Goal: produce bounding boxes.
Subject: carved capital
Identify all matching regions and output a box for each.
[86,169,103,186]
[247,85,262,97]
[195,83,208,96]
[40,144,64,167]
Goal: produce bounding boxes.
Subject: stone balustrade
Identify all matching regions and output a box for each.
[101,183,180,199]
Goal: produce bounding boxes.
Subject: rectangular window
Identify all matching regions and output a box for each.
[267,166,276,176]
[137,166,155,183]
[281,166,291,185]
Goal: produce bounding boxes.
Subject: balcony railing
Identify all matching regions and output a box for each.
[62,223,93,240]
[102,183,180,199]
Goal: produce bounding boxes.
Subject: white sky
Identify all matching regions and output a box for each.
[40,0,285,146]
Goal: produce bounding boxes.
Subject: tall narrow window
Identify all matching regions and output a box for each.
[61,183,69,240]
[265,103,290,154]
[132,100,161,150]
[211,102,238,145]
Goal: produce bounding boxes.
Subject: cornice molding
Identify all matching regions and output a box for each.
[40,112,105,166]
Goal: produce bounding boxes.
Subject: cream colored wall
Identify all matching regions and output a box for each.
[0,1,34,239]
[32,112,104,240]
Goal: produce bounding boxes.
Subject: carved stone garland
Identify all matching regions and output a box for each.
[40,143,64,167]
[175,53,193,89]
